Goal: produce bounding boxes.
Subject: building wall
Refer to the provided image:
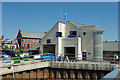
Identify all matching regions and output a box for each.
[40,22,65,54]
[17,30,41,49]
[21,38,40,48]
[66,22,93,60]
[3,44,17,50]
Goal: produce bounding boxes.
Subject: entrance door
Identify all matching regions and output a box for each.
[64,47,75,60]
[82,52,87,60]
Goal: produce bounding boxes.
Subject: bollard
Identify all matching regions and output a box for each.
[50,70,55,79]
[77,71,83,79]
[92,72,98,80]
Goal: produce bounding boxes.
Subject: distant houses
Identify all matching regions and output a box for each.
[2,39,18,50]
[0,36,3,52]
[16,29,45,51]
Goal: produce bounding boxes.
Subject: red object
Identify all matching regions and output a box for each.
[65,13,67,22]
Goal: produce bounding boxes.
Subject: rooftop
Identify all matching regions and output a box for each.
[69,21,104,32]
[21,31,45,39]
[103,41,120,51]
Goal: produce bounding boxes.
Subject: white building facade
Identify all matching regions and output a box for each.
[40,21,104,61]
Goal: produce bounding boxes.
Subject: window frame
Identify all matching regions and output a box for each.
[46,39,51,43]
[33,39,35,42]
[28,39,30,42]
[70,31,76,35]
[56,32,62,37]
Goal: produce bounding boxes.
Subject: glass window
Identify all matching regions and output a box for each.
[33,39,35,42]
[83,32,86,35]
[47,39,51,43]
[70,31,76,35]
[28,39,30,42]
[23,44,25,47]
[27,44,30,48]
[24,39,26,42]
[37,39,39,42]
[56,32,62,37]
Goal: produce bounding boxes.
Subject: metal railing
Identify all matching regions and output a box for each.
[0,53,120,68]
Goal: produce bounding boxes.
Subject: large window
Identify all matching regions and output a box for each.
[27,44,30,48]
[46,39,51,43]
[56,32,62,37]
[28,39,30,42]
[70,31,76,35]
[37,39,39,42]
[23,39,26,42]
[33,39,35,42]
[23,44,25,47]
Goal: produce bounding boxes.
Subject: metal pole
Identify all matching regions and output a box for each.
[11,66,15,79]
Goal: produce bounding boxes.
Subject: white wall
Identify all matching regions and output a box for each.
[40,22,65,57]
[66,21,93,60]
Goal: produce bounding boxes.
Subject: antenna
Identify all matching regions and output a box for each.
[65,13,67,23]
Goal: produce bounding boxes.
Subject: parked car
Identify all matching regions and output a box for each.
[19,52,29,58]
[4,50,20,57]
[40,53,55,60]
[0,52,11,63]
[0,52,9,58]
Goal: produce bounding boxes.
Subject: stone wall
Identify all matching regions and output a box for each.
[1,68,110,79]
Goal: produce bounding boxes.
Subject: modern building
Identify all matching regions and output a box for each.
[40,21,104,61]
[16,29,45,49]
[103,40,120,61]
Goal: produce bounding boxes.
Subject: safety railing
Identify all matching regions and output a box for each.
[0,53,120,68]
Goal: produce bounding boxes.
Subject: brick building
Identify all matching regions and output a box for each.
[17,29,45,49]
[0,36,4,52]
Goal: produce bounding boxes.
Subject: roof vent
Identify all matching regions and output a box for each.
[115,40,117,42]
[44,32,47,34]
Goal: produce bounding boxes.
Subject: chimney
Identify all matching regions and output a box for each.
[44,32,47,34]
[19,29,22,32]
[2,36,4,40]
[105,40,107,42]
[115,40,117,42]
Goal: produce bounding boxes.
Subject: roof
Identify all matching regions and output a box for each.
[103,69,120,79]
[21,31,45,38]
[28,44,40,51]
[69,21,104,32]
[103,41,120,51]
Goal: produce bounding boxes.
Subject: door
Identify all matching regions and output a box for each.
[82,52,87,60]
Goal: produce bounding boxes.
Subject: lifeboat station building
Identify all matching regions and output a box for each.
[40,21,104,61]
